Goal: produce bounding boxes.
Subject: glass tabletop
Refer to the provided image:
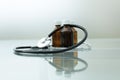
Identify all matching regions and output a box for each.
[0,39,120,80]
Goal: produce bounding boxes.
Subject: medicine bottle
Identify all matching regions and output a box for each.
[61,21,74,47]
[71,27,78,45]
[52,21,61,47]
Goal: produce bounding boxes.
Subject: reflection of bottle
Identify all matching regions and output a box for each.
[53,52,78,76]
[63,52,78,69]
[73,52,78,64]
[52,21,61,47]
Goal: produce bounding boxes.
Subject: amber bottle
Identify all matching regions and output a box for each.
[72,27,77,45]
[61,24,74,47]
[52,22,61,47]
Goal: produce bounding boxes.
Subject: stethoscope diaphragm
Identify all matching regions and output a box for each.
[37,37,51,48]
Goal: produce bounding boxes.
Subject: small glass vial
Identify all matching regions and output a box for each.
[52,21,61,47]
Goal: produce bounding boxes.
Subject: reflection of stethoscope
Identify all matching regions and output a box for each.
[46,56,88,73]
[14,24,88,54]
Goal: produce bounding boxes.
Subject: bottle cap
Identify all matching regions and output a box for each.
[62,20,71,26]
[54,21,61,26]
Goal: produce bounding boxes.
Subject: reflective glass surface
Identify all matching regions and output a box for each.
[0,39,120,80]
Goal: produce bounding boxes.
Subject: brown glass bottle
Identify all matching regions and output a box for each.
[52,24,61,47]
[72,27,78,45]
[61,24,74,47]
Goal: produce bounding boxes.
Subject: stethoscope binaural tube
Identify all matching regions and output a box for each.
[14,24,88,54]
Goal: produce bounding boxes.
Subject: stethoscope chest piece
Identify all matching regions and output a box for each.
[37,37,51,48]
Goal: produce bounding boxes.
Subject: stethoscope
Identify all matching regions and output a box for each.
[14,24,88,54]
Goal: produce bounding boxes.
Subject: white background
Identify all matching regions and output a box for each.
[0,0,120,39]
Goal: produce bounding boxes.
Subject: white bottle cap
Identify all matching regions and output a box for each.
[54,21,61,26]
[62,20,71,26]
